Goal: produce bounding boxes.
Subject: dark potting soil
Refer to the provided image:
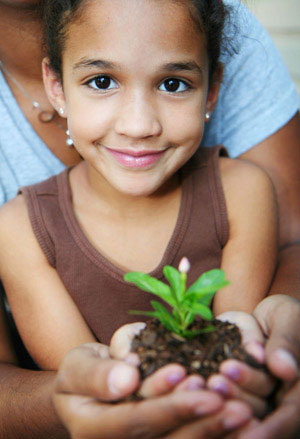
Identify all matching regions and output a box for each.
[131,318,264,380]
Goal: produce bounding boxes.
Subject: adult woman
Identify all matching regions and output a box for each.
[0,0,299,438]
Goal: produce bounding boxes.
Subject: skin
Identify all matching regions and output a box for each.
[0,0,277,367]
[53,341,253,439]
[53,298,300,439]
[51,0,212,198]
[0,0,299,438]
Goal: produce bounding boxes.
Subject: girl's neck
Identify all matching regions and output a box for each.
[0,4,44,81]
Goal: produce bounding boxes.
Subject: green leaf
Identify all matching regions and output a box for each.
[151,301,181,333]
[124,272,176,307]
[182,325,215,339]
[185,291,217,307]
[129,310,158,318]
[183,311,197,328]
[186,269,230,300]
[181,302,213,321]
[163,265,181,302]
[172,308,181,324]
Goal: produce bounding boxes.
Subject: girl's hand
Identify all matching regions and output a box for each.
[53,340,252,439]
[207,311,276,418]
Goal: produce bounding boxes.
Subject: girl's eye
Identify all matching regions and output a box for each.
[159,78,189,93]
[87,75,118,90]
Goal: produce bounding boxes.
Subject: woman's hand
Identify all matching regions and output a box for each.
[210,296,300,438]
[236,295,300,439]
[207,311,276,418]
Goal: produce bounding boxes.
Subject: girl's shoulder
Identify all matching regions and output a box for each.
[219,156,273,190]
[0,194,31,241]
[0,193,27,223]
[0,194,38,272]
[219,156,277,224]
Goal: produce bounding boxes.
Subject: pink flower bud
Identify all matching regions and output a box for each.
[178,257,190,273]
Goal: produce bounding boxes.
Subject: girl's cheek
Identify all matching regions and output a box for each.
[68,106,112,142]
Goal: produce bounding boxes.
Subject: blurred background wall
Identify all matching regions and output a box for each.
[245,0,300,98]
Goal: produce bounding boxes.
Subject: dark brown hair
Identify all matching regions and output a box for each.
[42,0,231,81]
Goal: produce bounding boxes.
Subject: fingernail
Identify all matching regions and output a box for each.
[208,376,229,395]
[166,369,186,385]
[274,349,299,374]
[131,322,146,334]
[125,352,140,366]
[184,376,205,391]
[245,341,265,364]
[222,364,240,381]
[108,364,136,396]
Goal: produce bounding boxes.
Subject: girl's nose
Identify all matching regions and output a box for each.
[114,91,162,139]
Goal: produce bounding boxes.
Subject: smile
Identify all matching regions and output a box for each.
[105,147,166,168]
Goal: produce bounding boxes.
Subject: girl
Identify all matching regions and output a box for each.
[0,0,277,370]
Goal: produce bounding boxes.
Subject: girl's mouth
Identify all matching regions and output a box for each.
[105,147,166,168]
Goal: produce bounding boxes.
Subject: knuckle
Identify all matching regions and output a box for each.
[54,368,69,393]
[86,362,103,389]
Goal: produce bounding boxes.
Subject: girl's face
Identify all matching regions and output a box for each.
[46,0,220,197]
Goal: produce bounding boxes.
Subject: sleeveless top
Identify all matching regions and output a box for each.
[20,146,228,345]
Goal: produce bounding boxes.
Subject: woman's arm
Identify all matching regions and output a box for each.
[0,195,96,370]
[0,363,68,439]
[213,158,278,315]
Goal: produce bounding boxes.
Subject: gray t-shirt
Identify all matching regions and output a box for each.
[202,0,299,157]
[0,0,299,206]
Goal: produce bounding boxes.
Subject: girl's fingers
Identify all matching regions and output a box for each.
[207,374,268,418]
[173,374,206,392]
[219,359,276,397]
[54,390,225,439]
[222,419,261,439]
[138,364,187,398]
[159,400,252,439]
[109,322,146,361]
[55,344,140,401]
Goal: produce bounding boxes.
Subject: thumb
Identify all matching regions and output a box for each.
[217,311,265,363]
[254,295,300,381]
[109,322,146,363]
[55,343,140,401]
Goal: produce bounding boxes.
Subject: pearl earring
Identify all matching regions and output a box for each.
[205,111,211,121]
[66,129,74,147]
[58,108,73,146]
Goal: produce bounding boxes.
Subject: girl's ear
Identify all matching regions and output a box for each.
[205,63,223,121]
[42,58,67,117]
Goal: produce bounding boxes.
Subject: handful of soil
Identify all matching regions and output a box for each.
[131,317,264,380]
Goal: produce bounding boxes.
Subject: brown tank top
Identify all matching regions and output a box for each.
[20,146,228,344]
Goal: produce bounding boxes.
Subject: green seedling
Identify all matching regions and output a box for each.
[124,257,230,339]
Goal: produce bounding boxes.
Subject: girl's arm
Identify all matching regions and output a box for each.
[213,157,278,315]
[0,195,96,370]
